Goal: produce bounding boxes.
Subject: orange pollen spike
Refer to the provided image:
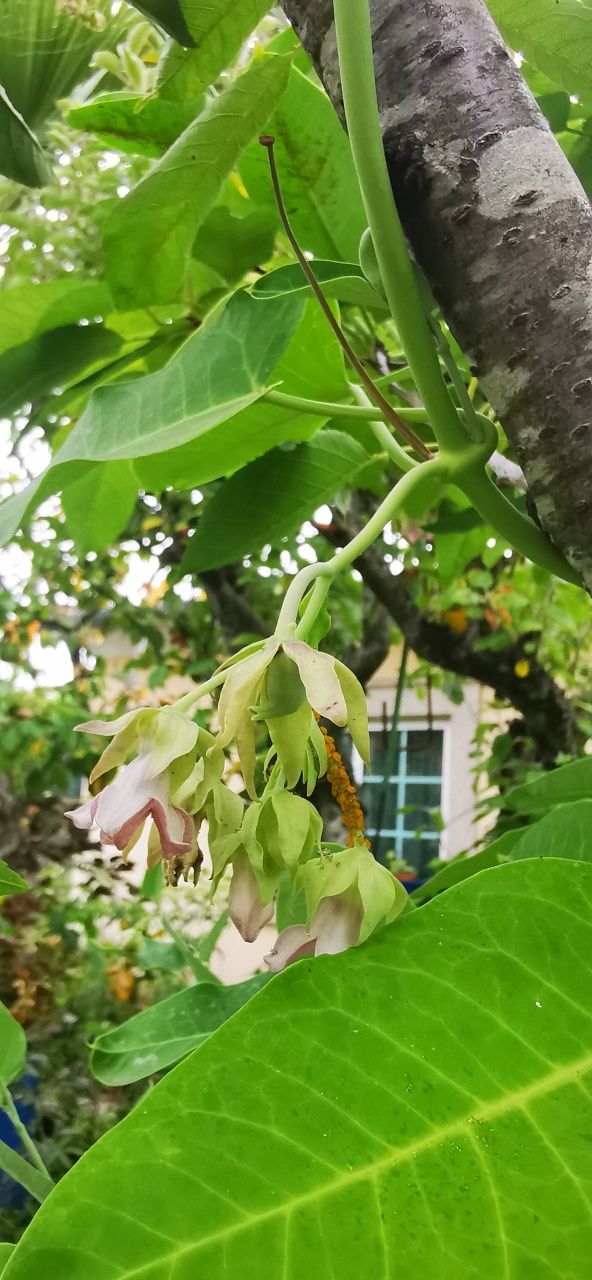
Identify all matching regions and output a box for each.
[319,723,371,850]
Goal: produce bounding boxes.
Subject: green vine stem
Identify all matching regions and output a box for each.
[332,0,469,457]
[275,457,448,635]
[263,388,429,427]
[332,0,581,588]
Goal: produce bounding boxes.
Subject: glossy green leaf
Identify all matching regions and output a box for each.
[0,323,122,416]
[251,261,388,310]
[435,525,492,587]
[0,862,28,897]
[7,859,592,1277]
[0,1003,26,1087]
[183,430,368,573]
[66,93,196,157]
[136,297,347,491]
[487,0,592,103]
[57,292,301,463]
[156,0,271,102]
[104,53,291,307]
[559,125,592,201]
[0,460,93,553]
[127,0,194,45]
[241,66,367,262]
[510,799,592,861]
[0,87,51,188]
[90,975,269,1085]
[410,828,525,905]
[61,461,138,555]
[0,1246,14,1275]
[193,206,277,283]
[0,292,302,549]
[0,280,112,359]
[504,756,592,814]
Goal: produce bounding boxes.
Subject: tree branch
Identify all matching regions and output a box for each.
[282,0,592,589]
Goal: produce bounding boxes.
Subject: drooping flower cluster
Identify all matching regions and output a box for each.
[66,632,407,966]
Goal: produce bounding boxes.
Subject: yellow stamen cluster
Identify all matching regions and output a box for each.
[318,723,371,848]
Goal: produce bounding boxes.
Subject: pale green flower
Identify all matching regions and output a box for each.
[265,843,407,971]
[211,638,370,796]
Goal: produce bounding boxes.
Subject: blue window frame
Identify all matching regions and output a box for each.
[356,726,444,875]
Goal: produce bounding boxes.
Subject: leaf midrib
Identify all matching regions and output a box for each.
[114,1048,592,1277]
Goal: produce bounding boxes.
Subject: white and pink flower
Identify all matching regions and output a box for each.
[66,752,195,860]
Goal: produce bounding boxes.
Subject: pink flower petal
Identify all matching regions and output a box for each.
[312,896,362,955]
[264,925,315,973]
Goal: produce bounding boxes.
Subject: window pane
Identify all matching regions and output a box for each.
[405,730,443,776]
[356,726,444,878]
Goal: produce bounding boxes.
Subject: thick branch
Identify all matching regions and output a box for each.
[283,0,592,589]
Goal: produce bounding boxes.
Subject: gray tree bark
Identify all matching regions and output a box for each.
[282,0,592,590]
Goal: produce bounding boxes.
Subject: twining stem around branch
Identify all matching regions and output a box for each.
[259,135,431,461]
[331,0,581,588]
[331,0,470,459]
[276,457,448,636]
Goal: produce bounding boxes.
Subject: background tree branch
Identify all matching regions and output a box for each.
[283,0,592,590]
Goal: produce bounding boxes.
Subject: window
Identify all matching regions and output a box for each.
[355,726,444,877]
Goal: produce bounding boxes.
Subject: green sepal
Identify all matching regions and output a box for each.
[267,701,313,789]
[253,651,307,720]
[334,660,371,765]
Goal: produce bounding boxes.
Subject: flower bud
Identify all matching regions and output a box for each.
[228,854,274,943]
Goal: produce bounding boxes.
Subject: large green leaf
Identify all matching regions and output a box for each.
[510,799,592,861]
[104,53,290,307]
[504,756,592,814]
[156,0,271,103]
[90,975,269,1085]
[183,430,369,573]
[251,260,388,310]
[0,87,51,188]
[0,280,112,359]
[193,206,277,284]
[0,323,122,416]
[487,0,592,103]
[0,1004,26,1088]
[61,462,138,555]
[0,292,302,548]
[241,66,367,262]
[127,0,194,45]
[7,859,592,1278]
[0,862,28,897]
[136,297,348,491]
[66,93,196,158]
[57,292,301,463]
[0,1247,14,1275]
